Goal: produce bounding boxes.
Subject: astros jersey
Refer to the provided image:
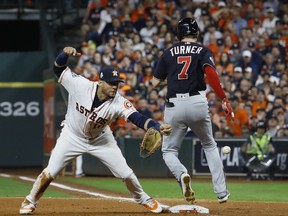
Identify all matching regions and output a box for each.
[154,41,216,99]
[59,67,137,139]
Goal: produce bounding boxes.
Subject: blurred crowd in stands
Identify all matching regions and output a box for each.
[69,0,288,139]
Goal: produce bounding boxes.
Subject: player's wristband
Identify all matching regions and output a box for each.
[55,52,69,67]
[147,119,161,132]
[128,112,161,131]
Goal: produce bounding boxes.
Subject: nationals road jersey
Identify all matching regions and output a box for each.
[154,41,216,99]
[59,67,136,139]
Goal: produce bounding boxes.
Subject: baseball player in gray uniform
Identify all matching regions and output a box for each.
[151,18,234,204]
[19,47,171,215]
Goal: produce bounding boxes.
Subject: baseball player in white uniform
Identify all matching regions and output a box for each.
[19,47,171,215]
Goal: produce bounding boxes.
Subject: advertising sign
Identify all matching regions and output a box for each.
[193,139,288,175]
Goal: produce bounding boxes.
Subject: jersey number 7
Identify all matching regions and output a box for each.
[177,56,191,80]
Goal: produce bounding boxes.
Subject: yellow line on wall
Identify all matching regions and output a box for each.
[43,78,55,84]
[0,82,44,88]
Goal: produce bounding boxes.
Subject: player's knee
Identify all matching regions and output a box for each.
[43,168,56,179]
[163,151,178,160]
[120,169,134,180]
[202,141,217,151]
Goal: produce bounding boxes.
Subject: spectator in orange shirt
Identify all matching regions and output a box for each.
[227,95,249,137]
[140,65,153,85]
[157,0,176,17]
[217,51,234,75]
[205,34,218,57]
[130,3,147,24]
[216,7,232,32]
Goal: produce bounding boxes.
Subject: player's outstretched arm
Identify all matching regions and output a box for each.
[53,47,81,78]
[128,112,171,136]
[204,65,234,122]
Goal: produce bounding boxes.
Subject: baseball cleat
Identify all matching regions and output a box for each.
[180,173,195,204]
[19,198,36,215]
[75,173,85,178]
[142,198,163,213]
[218,192,230,204]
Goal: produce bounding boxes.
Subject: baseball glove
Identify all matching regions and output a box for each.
[140,127,162,158]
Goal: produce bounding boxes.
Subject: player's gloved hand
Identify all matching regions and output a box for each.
[63,47,81,57]
[222,98,234,122]
[160,123,172,136]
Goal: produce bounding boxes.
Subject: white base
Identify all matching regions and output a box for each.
[161,204,209,214]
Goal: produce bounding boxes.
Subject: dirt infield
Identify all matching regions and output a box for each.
[1,168,287,216]
[2,197,288,216]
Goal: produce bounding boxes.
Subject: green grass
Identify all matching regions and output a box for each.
[60,177,288,202]
[1,176,288,202]
[229,182,288,202]
[0,177,72,198]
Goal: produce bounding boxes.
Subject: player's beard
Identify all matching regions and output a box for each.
[99,82,117,99]
[108,93,115,98]
[107,90,116,98]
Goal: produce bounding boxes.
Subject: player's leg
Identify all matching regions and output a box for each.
[89,133,162,213]
[162,104,188,179]
[75,155,85,177]
[188,104,229,202]
[162,103,195,204]
[19,168,53,215]
[20,127,86,214]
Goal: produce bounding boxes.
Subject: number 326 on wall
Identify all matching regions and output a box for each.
[0,101,40,117]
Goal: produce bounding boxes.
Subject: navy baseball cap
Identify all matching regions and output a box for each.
[231,43,240,50]
[217,38,224,46]
[270,33,280,40]
[276,58,284,64]
[254,18,260,25]
[248,41,255,48]
[257,121,266,129]
[229,95,239,101]
[201,9,209,16]
[100,67,124,83]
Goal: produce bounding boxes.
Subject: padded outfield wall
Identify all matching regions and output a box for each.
[82,138,288,178]
[0,52,48,167]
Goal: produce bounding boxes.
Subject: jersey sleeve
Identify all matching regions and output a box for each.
[153,53,167,80]
[58,67,91,94]
[116,95,137,120]
[200,49,216,70]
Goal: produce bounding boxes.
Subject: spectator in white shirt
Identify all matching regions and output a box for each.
[262,8,279,35]
[139,17,158,42]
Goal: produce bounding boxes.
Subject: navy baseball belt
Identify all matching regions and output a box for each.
[166,92,200,107]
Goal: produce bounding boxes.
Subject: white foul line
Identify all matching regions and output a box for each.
[0,173,210,213]
[0,173,134,203]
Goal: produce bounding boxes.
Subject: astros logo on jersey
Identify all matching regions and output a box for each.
[124,100,133,109]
